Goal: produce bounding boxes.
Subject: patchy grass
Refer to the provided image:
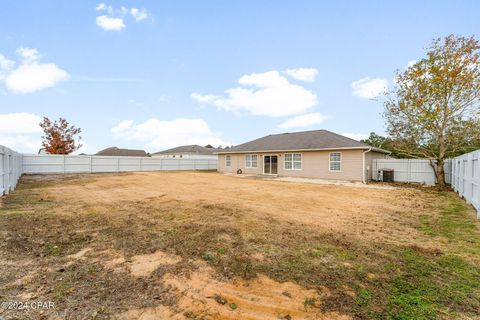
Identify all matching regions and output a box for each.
[1,173,479,319]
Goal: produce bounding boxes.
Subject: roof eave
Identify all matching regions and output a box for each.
[217,146,391,154]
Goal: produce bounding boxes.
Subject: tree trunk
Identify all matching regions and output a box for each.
[436,158,446,187]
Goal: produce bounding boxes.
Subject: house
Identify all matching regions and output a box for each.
[152,145,220,160]
[95,147,148,157]
[217,130,390,182]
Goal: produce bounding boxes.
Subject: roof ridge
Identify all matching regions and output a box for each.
[267,129,328,136]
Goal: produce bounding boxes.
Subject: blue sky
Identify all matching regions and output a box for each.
[0,1,478,153]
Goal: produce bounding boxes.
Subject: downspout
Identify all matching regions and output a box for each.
[362,148,372,184]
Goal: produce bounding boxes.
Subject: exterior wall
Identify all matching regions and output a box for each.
[218,149,365,181]
[365,151,388,180]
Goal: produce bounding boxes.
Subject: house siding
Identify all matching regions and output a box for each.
[218,149,366,181]
[365,151,388,180]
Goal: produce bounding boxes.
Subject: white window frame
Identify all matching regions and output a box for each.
[245,154,258,168]
[225,155,231,167]
[329,152,342,172]
[284,153,302,170]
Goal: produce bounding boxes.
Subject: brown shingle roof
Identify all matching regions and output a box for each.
[95,147,148,157]
[152,145,221,155]
[218,130,389,153]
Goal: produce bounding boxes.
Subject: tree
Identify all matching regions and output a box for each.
[384,35,480,186]
[361,132,389,149]
[361,132,406,158]
[40,117,82,154]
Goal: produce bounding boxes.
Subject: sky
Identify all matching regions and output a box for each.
[0,1,479,154]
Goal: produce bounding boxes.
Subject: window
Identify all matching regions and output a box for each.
[245,155,258,168]
[329,152,341,171]
[285,153,302,170]
[225,155,231,167]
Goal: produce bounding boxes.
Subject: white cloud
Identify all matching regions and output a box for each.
[0,49,68,94]
[0,113,43,153]
[95,4,150,31]
[351,77,388,99]
[5,62,69,94]
[111,120,134,133]
[0,54,15,69]
[238,70,289,87]
[192,70,318,117]
[96,15,125,31]
[0,135,41,153]
[130,8,149,21]
[191,93,219,103]
[278,113,327,129]
[342,133,369,141]
[17,47,40,62]
[284,68,318,82]
[95,3,112,13]
[110,118,229,151]
[0,113,42,134]
[0,54,15,80]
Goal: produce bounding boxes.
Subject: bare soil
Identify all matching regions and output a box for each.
[43,171,439,246]
[1,172,479,319]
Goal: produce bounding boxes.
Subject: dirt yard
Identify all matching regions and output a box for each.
[1,172,479,319]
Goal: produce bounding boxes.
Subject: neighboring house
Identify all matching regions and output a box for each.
[95,147,148,157]
[217,130,390,182]
[152,145,220,160]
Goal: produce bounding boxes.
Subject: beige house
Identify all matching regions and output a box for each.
[217,130,390,182]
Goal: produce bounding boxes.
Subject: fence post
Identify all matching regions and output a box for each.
[7,152,11,193]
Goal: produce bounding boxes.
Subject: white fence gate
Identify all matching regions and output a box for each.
[372,159,451,186]
[22,154,218,174]
[0,146,23,195]
[451,150,480,217]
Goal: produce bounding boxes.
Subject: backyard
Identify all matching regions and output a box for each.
[1,171,479,319]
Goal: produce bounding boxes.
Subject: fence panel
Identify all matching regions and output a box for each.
[0,145,23,195]
[372,159,452,186]
[22,154,218,174]
[451,150,480,218]
[372,159,438,185]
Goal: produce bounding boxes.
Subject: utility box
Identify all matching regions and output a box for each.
[379,169,394,182]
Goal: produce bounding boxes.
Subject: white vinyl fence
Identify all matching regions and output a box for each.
[451,150,480,217]
[0,145,23,195]
[22,154,217,174]
[372,158,452,186]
